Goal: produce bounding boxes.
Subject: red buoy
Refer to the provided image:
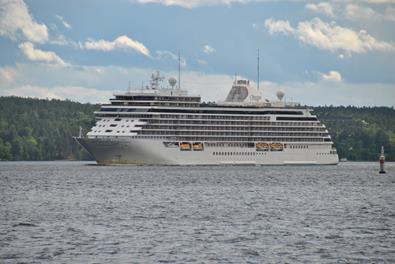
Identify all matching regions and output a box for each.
[379,146,386,174]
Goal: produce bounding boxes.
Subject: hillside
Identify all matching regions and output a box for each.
[314,106,395,161]
[0,96,394,161]
[0,97,98,160]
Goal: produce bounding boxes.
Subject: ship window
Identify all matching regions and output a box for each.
[105,130,112,132]
[110,124,117,127]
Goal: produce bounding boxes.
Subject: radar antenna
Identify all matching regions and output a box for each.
[276,91,285,101]
[150,71,164,90]
[168,77,177,89]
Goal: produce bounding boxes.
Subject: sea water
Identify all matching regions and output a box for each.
[0,162,394,263]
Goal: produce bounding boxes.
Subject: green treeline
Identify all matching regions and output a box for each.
[0,96,394,161]
[0,96,97,160]
[314,106,395,161]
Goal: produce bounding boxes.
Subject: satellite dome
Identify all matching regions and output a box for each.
[276,91,285,101]
[168,77,177,88]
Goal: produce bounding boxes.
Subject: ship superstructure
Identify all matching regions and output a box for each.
[76,72,338,165]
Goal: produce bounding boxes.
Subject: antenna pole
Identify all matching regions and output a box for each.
[257,48,260,91]
[178,50,181,90]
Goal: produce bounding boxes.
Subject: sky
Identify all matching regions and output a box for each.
[0,0,394,106]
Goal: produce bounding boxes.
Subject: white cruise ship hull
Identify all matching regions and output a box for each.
[76,137,339,165]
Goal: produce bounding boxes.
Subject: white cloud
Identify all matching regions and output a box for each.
[202,44,216,54]
[4,85,62,100]
[384,6,395,21]
[50,34,70,46]
[83,35,150,57]
[321,70,342,82]
[260,80,395,107]
[0,66,17,84]
[134,0,247,8]
[0,0,48,43]
[349,4,395,22]
[18,42,67,66]
[366,0,395,4]
[3,63,153,91]
[264,18,294,35]
[266,17,395,54]
[3,85,113,103]
[305,2,334,17]
[196,59,208,65]
[55,14,71,30]
[1,63,394,106]
[179,71,234,100]
[155,50,187,67]
[322,0,395,23]
[297,18,394,53]
[345,4,378,20]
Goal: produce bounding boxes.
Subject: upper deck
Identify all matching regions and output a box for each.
[108,72,301,110]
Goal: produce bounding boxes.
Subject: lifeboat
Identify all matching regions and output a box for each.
[192,142,204,151]
[180,142,192,151]
[256,142,269,151]
[163,142,179,148]
[270,143,283,151]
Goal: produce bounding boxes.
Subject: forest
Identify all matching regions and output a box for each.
[0,97,97,161]
[0,96,394,161]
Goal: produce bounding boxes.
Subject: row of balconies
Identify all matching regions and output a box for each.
[140,124,326,132]
[135,135,327,142]
[138,130,329,138]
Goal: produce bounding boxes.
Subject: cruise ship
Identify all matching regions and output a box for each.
[75,72,339,165]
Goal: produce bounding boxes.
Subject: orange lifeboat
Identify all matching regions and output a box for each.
[180,142,192,151]
[256,142,269,151]
[192,142,204,151]
[270,143,283,151]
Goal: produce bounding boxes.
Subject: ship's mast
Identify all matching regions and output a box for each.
[178,50,181,90]
[257,48,260,91]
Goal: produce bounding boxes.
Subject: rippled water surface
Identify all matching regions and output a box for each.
[1,162,395,263]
